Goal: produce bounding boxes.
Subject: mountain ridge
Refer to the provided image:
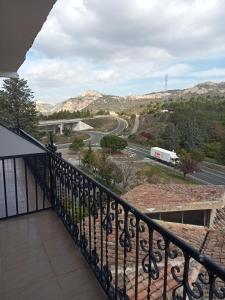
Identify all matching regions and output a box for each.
[36,81,225,114]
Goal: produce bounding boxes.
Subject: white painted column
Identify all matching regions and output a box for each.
[59,123,64,135]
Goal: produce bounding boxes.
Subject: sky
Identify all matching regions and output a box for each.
[4,0,225,103]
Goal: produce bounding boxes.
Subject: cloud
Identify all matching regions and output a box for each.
[15,0,225,102]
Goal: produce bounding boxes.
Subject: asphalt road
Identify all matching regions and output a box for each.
[57,117,128,148]
[57,119,225,186]
[127,143,225,185]
[84,117,128,145]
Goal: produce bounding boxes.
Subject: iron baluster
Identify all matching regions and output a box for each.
[2,159,8,217]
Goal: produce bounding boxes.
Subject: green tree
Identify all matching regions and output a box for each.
[190,149,205,162]
[161,123,180,150]
[63,127,72,137]
[69,138,84,152]
[98,153,113,185]
[96,153,122,186]
[217,139,225,165]
[100,135,128,153]
[0,78,37,134]
[82,145,95,169]
[177,119,203,151]
[205,142,220,160]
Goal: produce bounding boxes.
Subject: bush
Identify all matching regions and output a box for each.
[100,135,128,152]
[69,138,84,151]
[141,131,155,140]
[217,140,225,165]
[190,149,205,162]
[205,142,220,160]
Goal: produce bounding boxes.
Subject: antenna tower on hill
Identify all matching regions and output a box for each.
[165,74,168,91]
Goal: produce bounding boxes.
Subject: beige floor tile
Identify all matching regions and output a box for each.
[0,211,106,300]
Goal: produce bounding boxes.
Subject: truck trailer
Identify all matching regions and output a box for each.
[150,147,179,166]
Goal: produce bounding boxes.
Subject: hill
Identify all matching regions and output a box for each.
[36,81,225,114]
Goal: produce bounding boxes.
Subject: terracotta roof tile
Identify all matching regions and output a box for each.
[122,184,225,213]
[202,207,225,268]
[79,184,225,299]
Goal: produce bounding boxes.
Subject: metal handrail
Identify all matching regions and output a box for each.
[17,129,225,299]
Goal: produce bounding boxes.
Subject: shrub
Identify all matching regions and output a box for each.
[190,149,205,162]
[69,138,84,152]
[100,135,128,152]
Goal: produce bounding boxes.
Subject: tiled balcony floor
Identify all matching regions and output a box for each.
[0,210,106,300]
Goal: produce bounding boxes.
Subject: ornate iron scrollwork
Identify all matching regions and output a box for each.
[140,239,162,280]
[90,249,99,267]
[102,212,114,235]
[44,152,225,300]
[119,222,134,252]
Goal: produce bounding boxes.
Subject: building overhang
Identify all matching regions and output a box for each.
[0,0,56,78]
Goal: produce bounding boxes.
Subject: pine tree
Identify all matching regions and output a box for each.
[0,77,38,134]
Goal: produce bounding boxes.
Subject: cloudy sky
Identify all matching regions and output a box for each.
[13,0,225,102]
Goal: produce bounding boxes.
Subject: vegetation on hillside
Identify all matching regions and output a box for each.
[39,109,91,120]
[129,96,225,164]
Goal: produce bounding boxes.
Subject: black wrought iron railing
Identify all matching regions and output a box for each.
[26,146,225,300]
[1,130,225,299]
[0,154,51,219]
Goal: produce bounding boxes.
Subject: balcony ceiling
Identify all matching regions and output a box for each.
[0,0,56,78]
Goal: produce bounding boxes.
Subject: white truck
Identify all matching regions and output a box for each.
[150,147,180,166]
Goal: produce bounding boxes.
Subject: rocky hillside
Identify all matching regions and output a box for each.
[50,90,104,113]
[36,101,53,114]
[36,82,225,114]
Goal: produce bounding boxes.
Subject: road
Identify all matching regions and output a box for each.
[127,143,225,185]
[56,119,225,186]
[84,117,128,145]
[57,117,128,148]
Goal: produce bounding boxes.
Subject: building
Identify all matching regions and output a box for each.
[122,184,225,299]
[0,2,225,299]
[123,184,225,226]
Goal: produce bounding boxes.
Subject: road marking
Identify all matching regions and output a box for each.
[199,168,225,181]
[193,171,225,185]
[201,166,225,178]
[127,147,148,155]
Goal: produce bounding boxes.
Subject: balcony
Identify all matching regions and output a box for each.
[0,126,225,300]
[0,211,106,300]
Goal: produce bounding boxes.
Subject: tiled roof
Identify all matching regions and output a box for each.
[202,206,225,268]
[158,221,208,250]
[122,184,225,213]
[81,184,225,299]
[83,214,208,299]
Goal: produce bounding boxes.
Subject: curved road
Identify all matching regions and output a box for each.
[57,117,128,148]
[84,117,128,145]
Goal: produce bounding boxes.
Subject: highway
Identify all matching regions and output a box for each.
[56,118,225,185]
[127,143,225,185]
